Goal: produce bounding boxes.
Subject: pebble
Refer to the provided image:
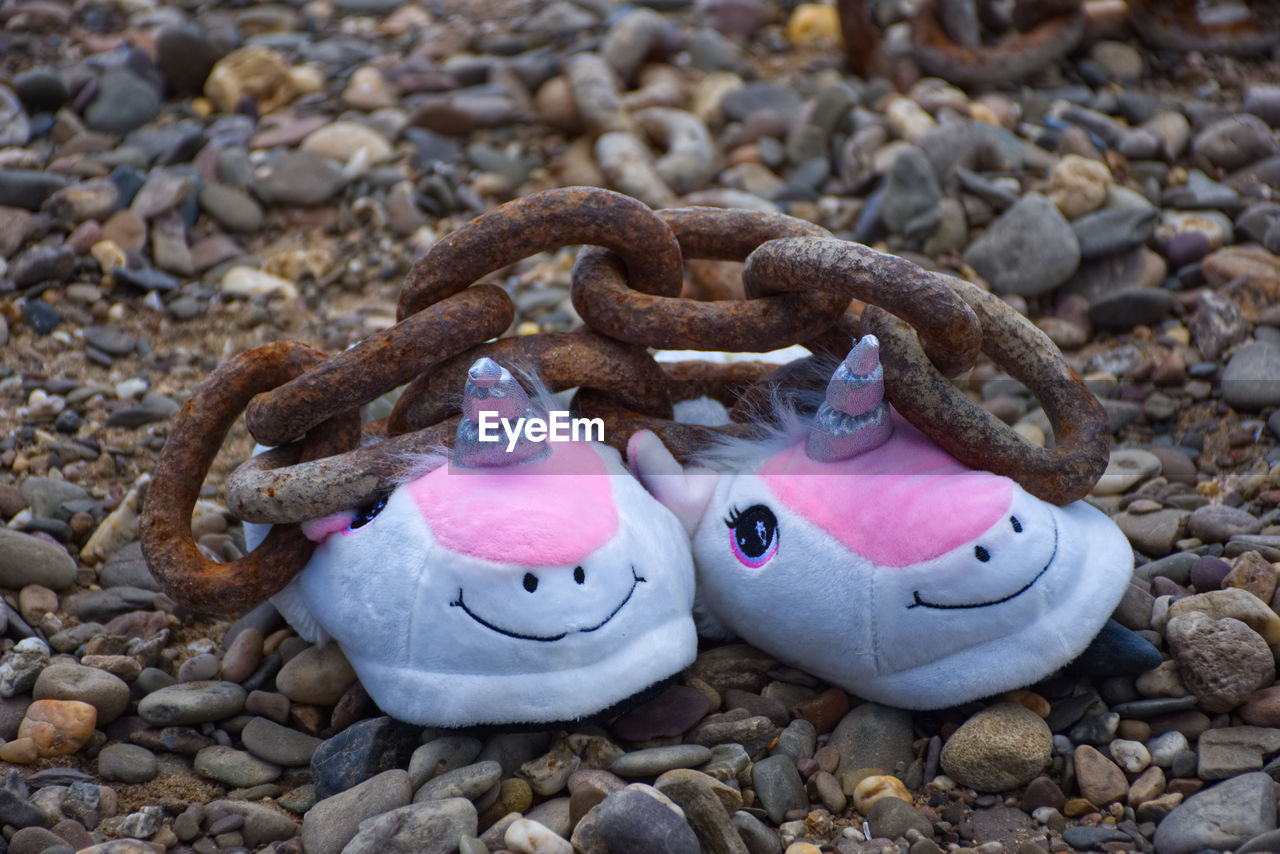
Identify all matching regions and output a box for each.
[414,759,501,803]
[1072,744,1129,806]
[879,145,941,248]
[1167,611,1275,713]
[652,769,744,854]
[964,193,1080,296]
[136,680,246,726]
[97,743,159,783]
[611,685,710,742]
[84,70,162,134]
[33,663,130,724]
[302,121,394,165]
[1193,115,1280,171]
[940,703,1052,792]
[611,745,712,778]
[275,643,356,704]
[1048,155,1112,219]
[18,699,96,757]
[866,796,932,840]
[302,769,412,854]
[1223,342,1280,410]
[220,266,299,300]
[198,183,263,232]
[194,745,282,787]
[311,716,420,800]
[1115,508,1189,557]
[240,716,321,766]
[344,797,478,854]
[253,151,347,206]
[1092,448,1162,495]
[829,703,915,776]
[573,784,700,854]
[1153,771,1276,854]
[750,755,806,824]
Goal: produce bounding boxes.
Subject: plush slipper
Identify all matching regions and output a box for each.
[247,358,697,727]
[631,336,1134,710]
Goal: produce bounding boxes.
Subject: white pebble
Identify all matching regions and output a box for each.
[504,818,572,854]
[1146,731,1189,768]
[1031,806,1060,825]
[115,378,149,400]
[220,266,299,300]
[1108,738,1151,774]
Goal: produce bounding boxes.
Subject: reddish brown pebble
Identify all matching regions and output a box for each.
[791,688,849,735]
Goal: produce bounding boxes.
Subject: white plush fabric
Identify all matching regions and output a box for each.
[632,419,1135,710]
[248,443,697,727]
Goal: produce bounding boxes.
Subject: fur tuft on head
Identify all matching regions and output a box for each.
[688,355,837,473]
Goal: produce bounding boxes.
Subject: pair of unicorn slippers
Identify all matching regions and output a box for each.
[248,338,1134,728]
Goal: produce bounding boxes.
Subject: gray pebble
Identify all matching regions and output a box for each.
[85,69,161,134]
[750,755,805,824]
[253,151,347,206]
[33,662,130,724]
[342,797,478,854]
[963,193,1081,296]
[302,769,412,854]
[240,716,321,767]
[137,680,246,726]
[408,736,483,789]
[1222,342,1280,410]
[611,745,713,778]
[97,743,159,784]
[413,760,501,803]
[1154,771,1276,854]
[194,745,282,788]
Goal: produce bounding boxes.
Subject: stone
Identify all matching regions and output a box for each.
[1153,772,1277,854]
[204,46,297,114]
[1189,505,1263,543]
[0,639,50,698]
[1048,154,1112,219]
[241,716,321,766]
[751,756,806,824]
[220,266,298,300]
[302,121,393,164]
[194,745,282,787]
[342,797,478,854]
[612,685,710,742]
[199,182,263,233]
[43,179,119,224]
[1223,342,1280,411]
[879,146,941,248]
[342,66,397,111]
[829,703,915,776]
[653,769,747,854]
[940,703,1052,792]
[1166,612,1275,713]
[1193,114,1280,171]
[97,743,158,783]
[33,663,130,724]
[1167,588,1280,644]
[964,193,1081,296]
[85,70,161,134]
[572,784,700,854]
[505,817,573,854]
[253,151,346,206]
[409,736,484,788]
[301,769,412,854]
[1114,508,1188,557]
[414,759,501,802]
[10,245,75,287]
[136,680,246,725]
[13,68,67,113]
[1196,726,1280,780]
[155,24,221,93]
[612,745,713,778]
[311,716,420,801]
[1071,205,1157,260]
[18,700,96,757]
[0,170,69,211]
[1092,448,1162,495]
[866,796,932,839]
[850,774,913,813]
[1241,685,1280,727]
[1072,744,1128,806]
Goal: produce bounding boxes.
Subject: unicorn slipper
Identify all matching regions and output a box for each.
[631,336,1134,710]
[247,358,697,727]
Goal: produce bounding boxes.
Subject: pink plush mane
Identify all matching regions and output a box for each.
[408,442,618,567]
[758,414,1012,567]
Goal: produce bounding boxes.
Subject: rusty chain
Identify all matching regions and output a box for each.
[143,186,1110,614]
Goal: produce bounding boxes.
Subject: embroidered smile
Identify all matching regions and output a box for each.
[907,522,1058,611]
[451,567,646,642]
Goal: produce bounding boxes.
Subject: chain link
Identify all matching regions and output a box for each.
[143,186,1110,613]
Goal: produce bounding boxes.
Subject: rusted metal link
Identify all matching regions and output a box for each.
[571,208,849,351]
[572,387,760,464]
[863,279,1109,506]
[397,186,684,321]
[141,342,362,614]
[225,420,458,525]
[742,237,982,378]
[387,329,674,434]
[659,360,778,410]
[247,284,513,448]
[910,0,1085,87]
[1129,0,1279,55]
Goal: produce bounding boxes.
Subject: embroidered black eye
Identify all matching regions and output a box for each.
[725,504,779,567]
[349,494,389,530]
[975,546,991,562]
[573,566,585,584]
[523,573,538,593]
[1010,516,1023,533]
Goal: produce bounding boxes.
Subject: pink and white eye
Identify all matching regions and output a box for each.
[725,504,779,568]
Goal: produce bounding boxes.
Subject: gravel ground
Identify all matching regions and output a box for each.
[4,0,1280,852]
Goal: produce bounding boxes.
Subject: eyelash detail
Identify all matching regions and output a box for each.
[723,505,743,528]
